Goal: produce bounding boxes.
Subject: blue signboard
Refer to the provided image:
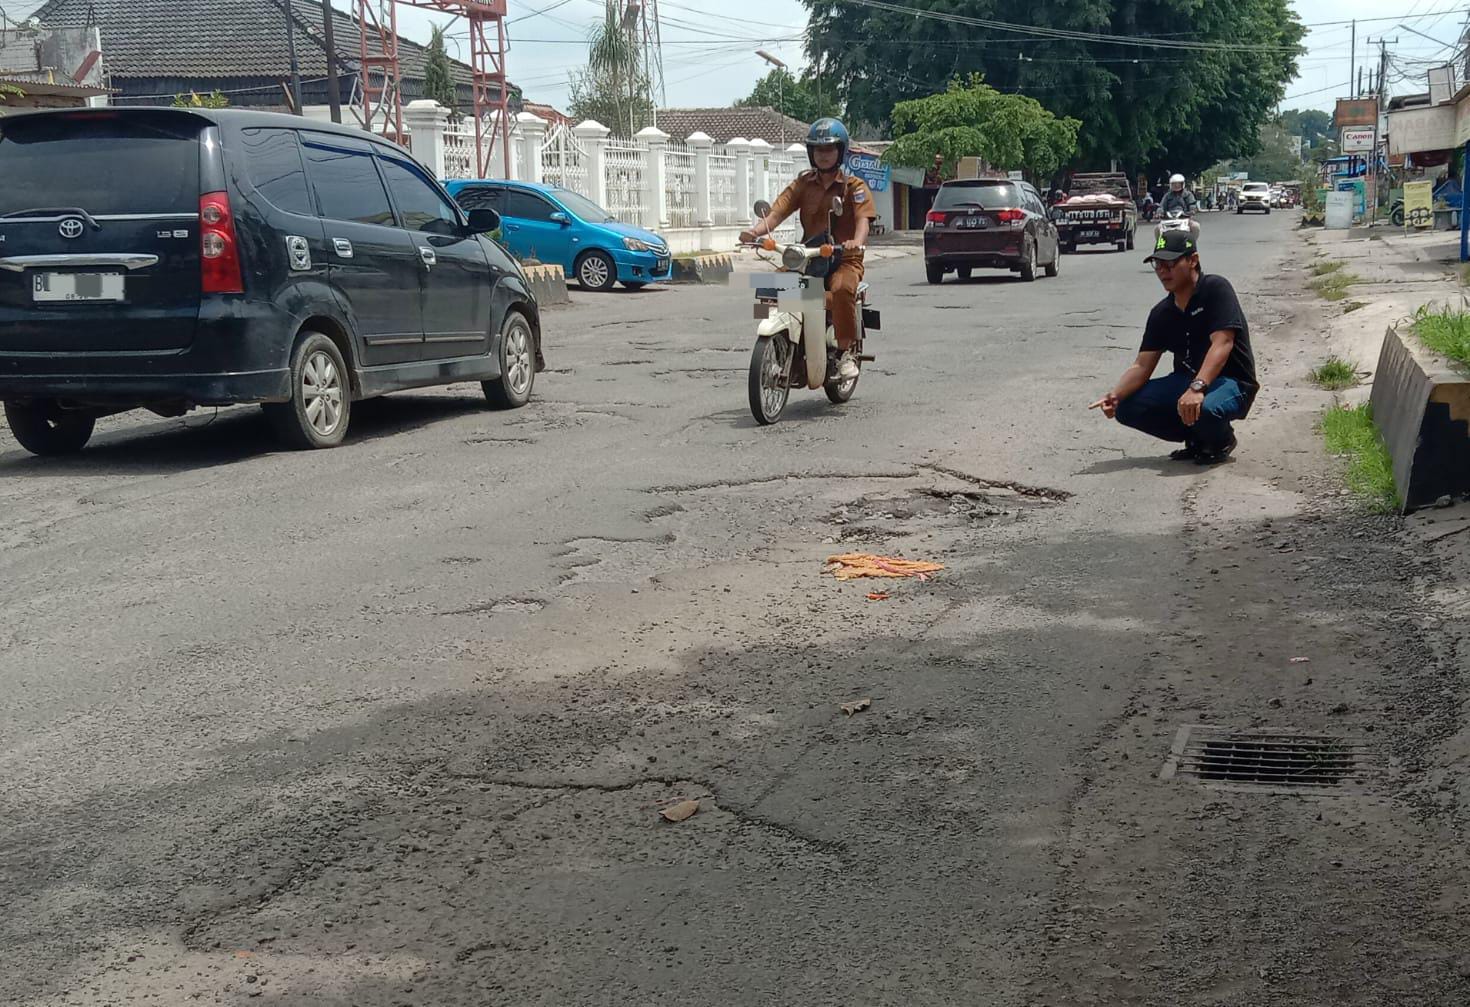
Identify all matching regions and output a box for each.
[847,151,891,192]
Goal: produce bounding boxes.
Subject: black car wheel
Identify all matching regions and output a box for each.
[1126,228,1136,250]
[925,261,944,284]
[576,250,617,292]
[1044,248,1060,277]
[1018,239,1038,282]
[622,281,647,291]
[263,331,351,449]
[957,266,973,281]
[483,310,536,409]
[4,401,95,456]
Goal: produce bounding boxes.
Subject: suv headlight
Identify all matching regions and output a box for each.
[623,237,652,252]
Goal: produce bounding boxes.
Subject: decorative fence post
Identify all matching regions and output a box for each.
[729,138,752,219]
[749,138,772,212]
[637,125,671,231]
[516,112,547,185]
[688,131,714,248]
[402,100,448,178]
[575,119,611,208]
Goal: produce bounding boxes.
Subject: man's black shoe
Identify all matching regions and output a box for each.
[1194,434,1238,465]
[1169,442,1200,461]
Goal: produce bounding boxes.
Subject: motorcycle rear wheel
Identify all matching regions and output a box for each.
[749,333,793,425]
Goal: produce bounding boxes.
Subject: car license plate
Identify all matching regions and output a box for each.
[32,272,125,303]
[655,257,670,273]
[1078,229,1100,239]
[958,215,988,229]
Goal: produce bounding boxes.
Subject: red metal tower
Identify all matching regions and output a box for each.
[354,0,512,177]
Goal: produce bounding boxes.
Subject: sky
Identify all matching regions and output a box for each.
[6,0,1466,114]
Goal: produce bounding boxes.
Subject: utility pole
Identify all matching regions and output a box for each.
[1365,36,1396,223]
[282,0,304,115]
[1349,19,1356,96]
[322,0,341,123]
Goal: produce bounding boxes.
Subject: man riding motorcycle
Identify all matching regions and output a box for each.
[740,118,875,381]
[1159,174,1198,217]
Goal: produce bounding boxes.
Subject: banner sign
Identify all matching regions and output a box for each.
[1403,179,1434,229]
[1341,127,1375,153]
[846,151,891,192]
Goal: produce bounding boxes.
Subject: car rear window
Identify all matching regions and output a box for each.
[0,114,202,215]
[934,182,1022,210]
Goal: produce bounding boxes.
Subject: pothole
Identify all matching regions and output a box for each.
[438,598,547,617]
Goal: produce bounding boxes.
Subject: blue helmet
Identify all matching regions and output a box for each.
[806,117,850,168]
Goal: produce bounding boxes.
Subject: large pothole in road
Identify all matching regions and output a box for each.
[826,484,1062,545]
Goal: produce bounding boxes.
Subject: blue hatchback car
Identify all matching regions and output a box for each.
[443,180,672,292]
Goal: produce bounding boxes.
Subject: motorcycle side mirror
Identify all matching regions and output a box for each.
[753,200,771,218]
[831,196,844,218]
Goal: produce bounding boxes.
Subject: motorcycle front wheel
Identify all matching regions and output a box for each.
[749,333,793,425]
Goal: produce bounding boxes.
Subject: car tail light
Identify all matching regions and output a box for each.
[995,208,1026,227]
[199,191,244,294]
[926,210,948,226]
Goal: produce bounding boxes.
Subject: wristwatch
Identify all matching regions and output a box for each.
[1189,379,1207,393]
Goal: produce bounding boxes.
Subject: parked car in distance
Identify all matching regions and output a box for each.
[0,108,543,456]
[1238,181,1272,214]
[444,179,671,292]
[923,178,1061,284]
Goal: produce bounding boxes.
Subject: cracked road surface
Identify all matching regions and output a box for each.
[4,215,1469,1005]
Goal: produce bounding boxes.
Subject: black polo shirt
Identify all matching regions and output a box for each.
[1140,272,1258,416]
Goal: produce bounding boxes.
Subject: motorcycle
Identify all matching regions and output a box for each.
[742,198,878,426]
[1155,208,1200,243]
[1390,198,1405,228]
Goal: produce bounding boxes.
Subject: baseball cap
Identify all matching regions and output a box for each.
[1144,230,1197,263]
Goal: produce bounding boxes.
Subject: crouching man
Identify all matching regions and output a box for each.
[1091,231,1259,465]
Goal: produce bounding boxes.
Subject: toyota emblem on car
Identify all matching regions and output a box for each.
[58,218,86,239]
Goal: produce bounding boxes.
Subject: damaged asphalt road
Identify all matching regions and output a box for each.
[3,215,1469,1005]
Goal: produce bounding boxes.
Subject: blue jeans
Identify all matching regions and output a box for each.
[1115,373,1247,451]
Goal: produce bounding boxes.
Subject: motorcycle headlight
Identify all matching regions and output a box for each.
[623,237,652,252]
[781,246,807,271]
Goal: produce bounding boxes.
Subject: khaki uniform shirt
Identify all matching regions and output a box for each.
[768,168,878,254]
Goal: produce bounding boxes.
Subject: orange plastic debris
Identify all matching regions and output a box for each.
[826,553,945,581]
[866,592,890,601]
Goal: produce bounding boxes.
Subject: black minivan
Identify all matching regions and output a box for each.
[0,107,542,454]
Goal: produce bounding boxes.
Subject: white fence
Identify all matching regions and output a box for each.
[401,100,808,254]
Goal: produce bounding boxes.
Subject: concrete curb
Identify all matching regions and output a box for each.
[669,252,734,284]
[522,263,570,306]
[1369,324,1470,511]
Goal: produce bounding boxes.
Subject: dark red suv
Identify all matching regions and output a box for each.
[923,178,1061,285]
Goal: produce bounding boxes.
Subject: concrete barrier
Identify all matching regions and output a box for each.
[670,252,734,285]
[1369,324,1470,511]
[521,263,570,307]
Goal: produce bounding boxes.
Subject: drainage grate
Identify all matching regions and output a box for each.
[1162,725,1374,793]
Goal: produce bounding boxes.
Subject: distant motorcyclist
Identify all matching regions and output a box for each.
[1159,174,1198,217]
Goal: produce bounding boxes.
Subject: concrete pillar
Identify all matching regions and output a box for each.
[574,119,611,209]
[402,100,449,179]
[728,138,752,221]
[688,131,714,246]
[749,138,772,208]
[637,125,671,231]
[516,111,548,185]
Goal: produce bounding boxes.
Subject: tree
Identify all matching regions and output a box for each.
[883,74,1079,180]
[0,82,22,104]
[567,4,654,137]
[423,22,458,114]
[736,68,841,124]
[1279,108,1333,149]
[800,0,1303,179]
[172,90,229,108]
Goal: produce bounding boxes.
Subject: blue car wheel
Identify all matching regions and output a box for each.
[576,250,617,292]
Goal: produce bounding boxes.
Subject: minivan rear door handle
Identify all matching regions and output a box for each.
[332,238,354,259]
[418,246,436,269]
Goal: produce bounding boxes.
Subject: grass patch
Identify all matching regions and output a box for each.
[1309,259,1344,276]
[1321,404,1399,513]
[1412,304,1470,369]
[1309,356,1358,390]
[1342,300,1367,313]
[1308,270,1360,301]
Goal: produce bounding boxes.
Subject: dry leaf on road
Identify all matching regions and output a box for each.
[840,697,872,717]
[866,592,890,601]
[660,799,700,823]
